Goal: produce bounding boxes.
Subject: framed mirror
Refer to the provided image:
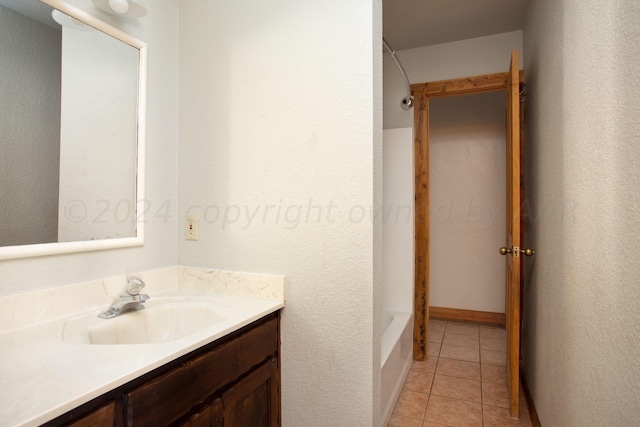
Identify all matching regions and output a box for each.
[0,0,146,259]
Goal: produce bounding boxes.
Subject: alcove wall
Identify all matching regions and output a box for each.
[429,91,507,313]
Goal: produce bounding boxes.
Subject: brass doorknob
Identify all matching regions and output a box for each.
[499,247,511,255]
[500,247,535,256]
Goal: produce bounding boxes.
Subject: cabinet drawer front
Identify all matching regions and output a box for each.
[65,401,115,427]
[125,316,278,426]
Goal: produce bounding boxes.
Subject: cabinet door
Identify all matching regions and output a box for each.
[175,398,223,427]
[222,358,280,427]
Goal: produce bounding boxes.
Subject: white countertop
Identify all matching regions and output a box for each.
[0,266,284,427]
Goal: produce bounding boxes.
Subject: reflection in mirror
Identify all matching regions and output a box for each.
[0,0,146,259]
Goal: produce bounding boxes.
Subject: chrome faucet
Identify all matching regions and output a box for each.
[98,276,150,319]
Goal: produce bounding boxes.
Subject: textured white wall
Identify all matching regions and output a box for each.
[523,0,640,425]
[0,0,178,296]
[0,5,60,246]
[178,1,383,425]
[384,30,523,129]
[429,92,506,313]
[382,128,414,314]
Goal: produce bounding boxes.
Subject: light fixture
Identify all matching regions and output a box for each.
[51,10,91,30]
[92,0,147,18]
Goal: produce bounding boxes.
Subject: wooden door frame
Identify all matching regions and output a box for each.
[411,71,524,361]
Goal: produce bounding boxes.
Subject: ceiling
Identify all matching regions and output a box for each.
[383,0,531,51]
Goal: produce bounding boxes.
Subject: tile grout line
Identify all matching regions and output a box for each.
[424,321,512,426]
[423,320,444,423]
[390,318,497,426]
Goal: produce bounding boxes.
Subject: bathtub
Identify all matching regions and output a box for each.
[381,310,413,426]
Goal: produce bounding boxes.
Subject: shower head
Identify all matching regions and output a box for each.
[401,96,414,110]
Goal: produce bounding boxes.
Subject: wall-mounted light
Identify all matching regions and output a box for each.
[51,10,92,30]
[92,0,147,18]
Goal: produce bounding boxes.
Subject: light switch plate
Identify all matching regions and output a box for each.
[185,214,198,240]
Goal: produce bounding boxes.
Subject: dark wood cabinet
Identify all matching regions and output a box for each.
[65,402,115,427]
[45,312,281,427]
[173,358,279,427]
[221,357,279,427]
[174,398,223,427]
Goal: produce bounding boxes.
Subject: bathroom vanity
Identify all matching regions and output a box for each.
[0,2,284,424]
[0,266,285,427]
[47,312,280,426]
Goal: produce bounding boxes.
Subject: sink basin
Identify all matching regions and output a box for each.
[62,297,235,345]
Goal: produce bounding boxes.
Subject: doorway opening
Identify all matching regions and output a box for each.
[412,55,524,417]
[429,91,507,323]
[411,71,520,359]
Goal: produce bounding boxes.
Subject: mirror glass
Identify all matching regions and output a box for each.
[0,0,145,259]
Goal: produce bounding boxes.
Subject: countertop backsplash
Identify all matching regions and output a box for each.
[0,265,284,334]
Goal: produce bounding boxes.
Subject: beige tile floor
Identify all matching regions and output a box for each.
[387,320,532,427]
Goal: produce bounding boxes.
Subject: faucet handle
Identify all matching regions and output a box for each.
[126,276,146,296]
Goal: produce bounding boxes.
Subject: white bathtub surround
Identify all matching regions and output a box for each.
[380,311,413,426]
[0,266,284,427]
[381,129,415,425]
[382,128,415,315]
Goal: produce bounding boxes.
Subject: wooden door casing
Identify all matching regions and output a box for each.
[412,53,526,420]
[505,49,522,418]
[411,68,524,362]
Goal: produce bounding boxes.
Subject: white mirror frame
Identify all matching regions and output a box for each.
[0,0,146,260]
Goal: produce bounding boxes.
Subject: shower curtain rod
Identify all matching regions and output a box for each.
[383,37,414,110]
